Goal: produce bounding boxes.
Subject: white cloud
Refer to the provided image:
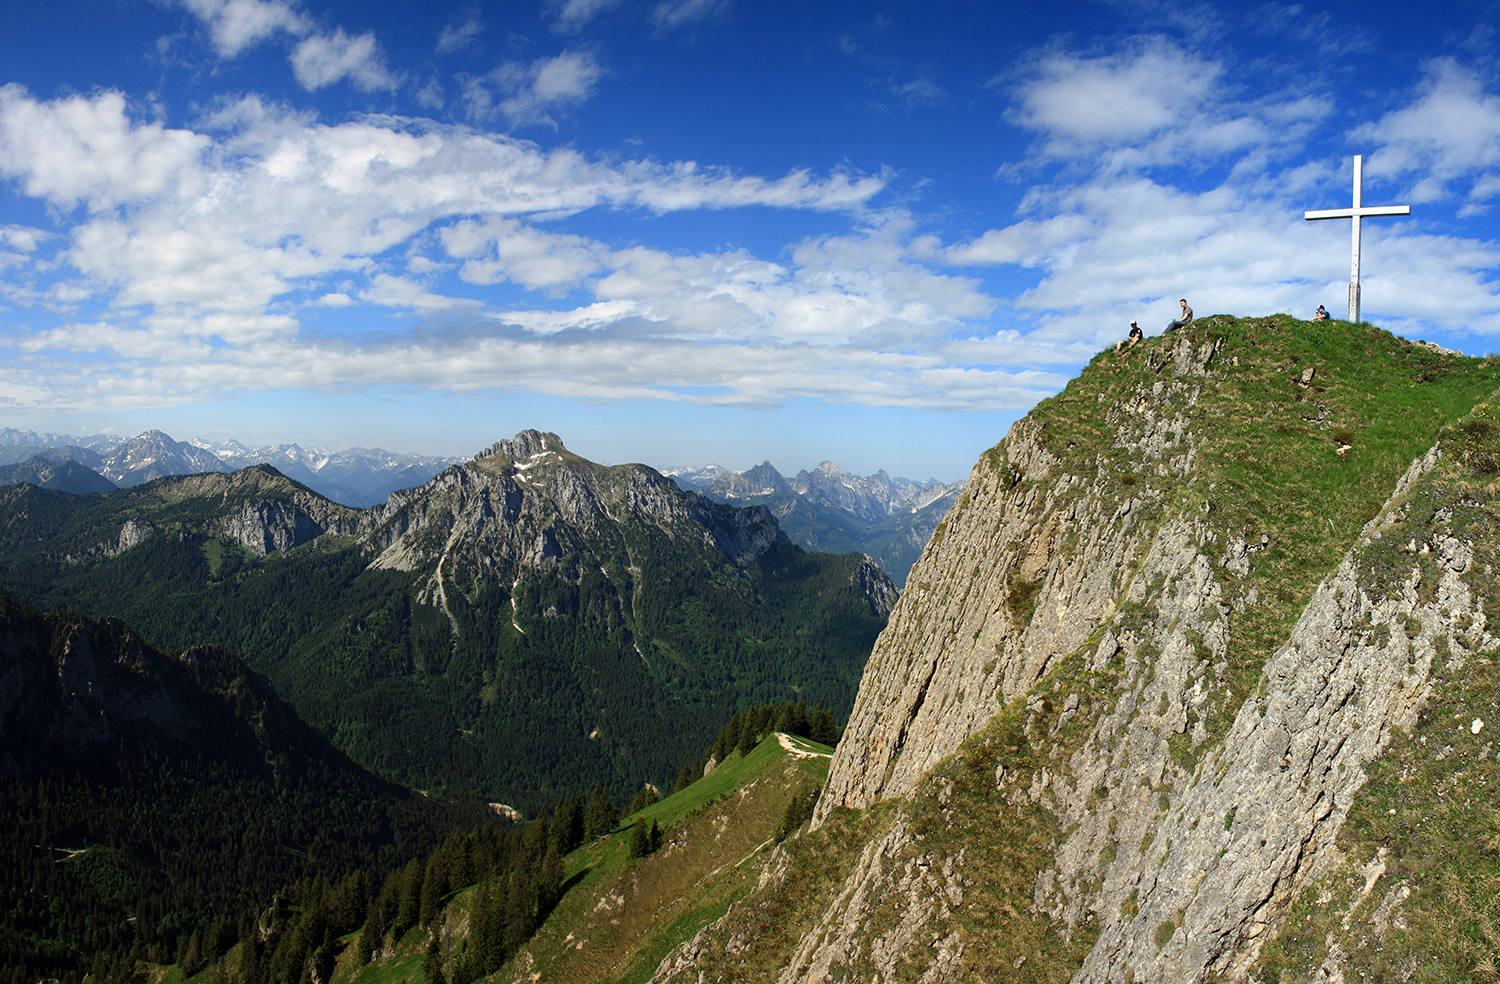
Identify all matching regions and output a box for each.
[652,0,732,33]
[0,225,47,252]
[466,50,605,127]
[290,29,401,92]
[1009,38,1328,169]
[436,10,483,54]
[0,87,961,415]
[548,0,624,33]
[1358,60,1500,208]
[1014,40,1221,149]
[443,217,605,291]
[0,86,208,210]
[177,0,308,57]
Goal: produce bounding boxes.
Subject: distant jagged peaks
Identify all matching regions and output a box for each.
[666,456,964,586]
[0,427,462,507]
[0,455,114,494]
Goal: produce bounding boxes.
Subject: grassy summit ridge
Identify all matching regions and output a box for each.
[644,315,1500,983]
[1015,314,1500,745]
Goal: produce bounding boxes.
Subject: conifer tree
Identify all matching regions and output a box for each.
[421,931,443,984]
[394,859,423,938]
[419,850,451,927]
[628,821,650,859]
[536,841,564,917]
[502,871,534,954]
[550,793,585,855]
[809,705,839,745]
[627,785,658,815]
[583,783,617,840]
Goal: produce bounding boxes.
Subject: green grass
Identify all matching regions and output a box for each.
[335,732,832,984]
[1026,315,1500,753]
[1253,397,1500,982]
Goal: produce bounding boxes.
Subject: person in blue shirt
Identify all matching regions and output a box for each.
[1115,320,1144,352]
[1313,305,1331,321]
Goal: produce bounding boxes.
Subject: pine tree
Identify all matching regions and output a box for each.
[420,850,451,927]
[502,871,534,954]
[583,783,617,840]
[627,821,649,859]
[627,785,658,815]
[550,794,584,855]
[394,859,423,938]
[809,705,839,745]
[421,931,443,984]
[536,841,564,917]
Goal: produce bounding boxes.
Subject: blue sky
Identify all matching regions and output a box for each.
[1,0,1498,480]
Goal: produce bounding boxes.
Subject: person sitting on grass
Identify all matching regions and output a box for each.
[1115,320,1144,353]
[1313,304,1331,321]
[1164,298,1193,334]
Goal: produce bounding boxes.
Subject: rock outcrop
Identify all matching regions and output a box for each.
[650,316,1500,983]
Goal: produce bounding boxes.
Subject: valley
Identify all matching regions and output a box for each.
[0,431,893,812]
[10,315,1500,984]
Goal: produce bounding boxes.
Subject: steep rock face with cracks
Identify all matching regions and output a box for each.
[649,316,1500,983]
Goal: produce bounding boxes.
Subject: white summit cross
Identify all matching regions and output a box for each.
[1304,154,1409,323]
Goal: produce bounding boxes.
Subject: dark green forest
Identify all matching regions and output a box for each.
[0,475,888,813]
[0,594,485,984]
[0,586,833,984]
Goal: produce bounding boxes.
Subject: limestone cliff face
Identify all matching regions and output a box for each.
[821,335,1223,816]
[652,319,1498,984]
[363,431,821,627]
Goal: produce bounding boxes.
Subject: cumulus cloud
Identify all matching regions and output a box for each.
[443,217,605,291]
[1009,38,1328,169]
[290,29,401,91]
[3,87,1015,415]
[0,86,208,210]
[1358,60,1500,211]
[177,0,308,57]
[464,50,605,127]
[0,225,47,252]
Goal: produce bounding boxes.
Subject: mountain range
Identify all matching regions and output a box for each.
[0,429,894,812]
[0,427,463,507]
[10,314,1500,984]
[664,460,962,585]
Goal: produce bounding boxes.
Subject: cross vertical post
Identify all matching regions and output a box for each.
[1304,154,1410,323]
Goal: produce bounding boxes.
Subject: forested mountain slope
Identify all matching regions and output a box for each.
[646,316,1500,983]
[0,593,461,984]
[0,431,894,812]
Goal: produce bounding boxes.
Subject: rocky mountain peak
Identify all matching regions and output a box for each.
[652,316,1500,984]
[475,429,566,463]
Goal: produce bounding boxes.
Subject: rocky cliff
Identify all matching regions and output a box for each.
[649,316,1500,983]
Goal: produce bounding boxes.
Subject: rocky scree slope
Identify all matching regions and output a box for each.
[648,316,1500,983]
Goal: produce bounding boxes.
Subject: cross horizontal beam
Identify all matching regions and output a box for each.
[1302,155,1409,322]
[1304,205,1411,220]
